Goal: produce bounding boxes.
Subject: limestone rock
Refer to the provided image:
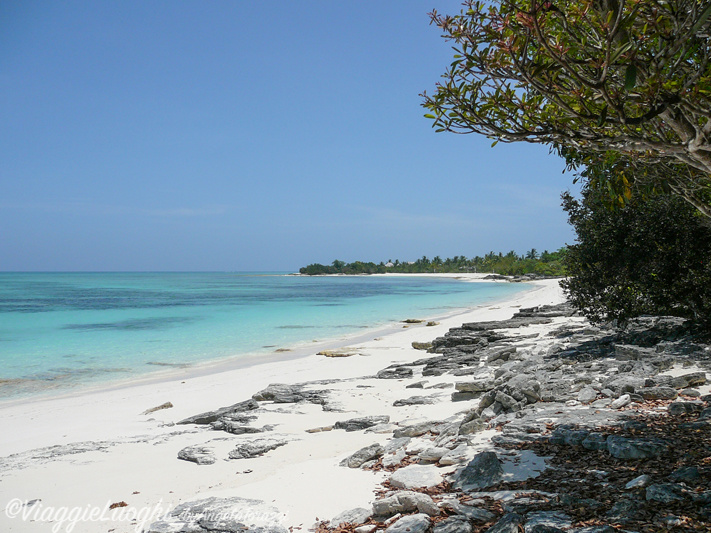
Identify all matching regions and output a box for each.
[340,443,384,468]
[372,491,439,517]
[228,439,287,460]
[385,514,431,533]
[146,497,286,533]
[334,415,390,432]
[453,451,503,491]
[607,435,669,460]
[177,445,216,465]
[389,465,443,489]
[331,508,372,528]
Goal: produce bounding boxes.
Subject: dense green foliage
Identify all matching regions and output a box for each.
[299,248,567,276]
[561,187,711,325]
[423,1,711,216]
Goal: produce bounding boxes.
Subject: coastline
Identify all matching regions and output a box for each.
[0,277,566,532]
[0,273,532,410]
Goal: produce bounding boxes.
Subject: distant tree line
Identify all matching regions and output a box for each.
[299,248,567,276]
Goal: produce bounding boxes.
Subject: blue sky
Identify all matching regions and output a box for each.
[1,1,578,271]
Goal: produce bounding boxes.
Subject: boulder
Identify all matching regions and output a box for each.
[377,367,413,379]
[252,383,326,404]
[228,439,287,460]
[372,491,439,517]
[638,386,678,400]
[331,508,372,528]
[453,451,503,491]
[178,399,259,425]
[334,415,390,432]
[145,497,286,533]
[177,445,216,465]
[340,443,384,468]
[607,435,669,460]
[486,513,524,533]
[389,465,443,489]
[433,517,472,533]
[669,371,707,389]
[385,514,431,533]
[646,483,686,503]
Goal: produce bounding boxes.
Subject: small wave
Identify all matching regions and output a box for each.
[276,325,316,329]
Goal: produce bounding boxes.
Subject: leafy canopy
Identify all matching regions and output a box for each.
[423,1,711,214]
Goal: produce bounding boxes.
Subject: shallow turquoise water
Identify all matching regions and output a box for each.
[0,272,526,398]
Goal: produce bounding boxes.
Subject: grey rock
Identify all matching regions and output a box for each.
[638,386,678,400]
[228,439,287,459]
[523,511,571,533]
[145,496,286,533]
[178,398,259,425]
[607,435,669,460]
[383,437,411,454]
[406,381,426,389]
[668,401,705,416]
[459,418,486,435]
[445,500,495,522]
[394,421,443,438]
[334,415,390,432]
[453,451,503,491]
[393,396,437,406]
[252,383,326,404]
[610,394,631,409]
[455,380,494,393]
[581,432,608,451]
[606,499,645,523]
[177,445,216,465]
[377,367,414,379]
[577,386,598,404]
[418,447,449,463]
[646,483,686,502]
[372,491,439,517]
[433,516,472,533]
[451,391,481,402]
[385,514,431,533]
[573,527,615,533]
[389,465,443,489]
[549,427,589,446]
[331,508,372,528]
[220,422,266,435]
[625,474,652,489]
[340,443,384,468]
[439,444,471,466]
[486,513,524,533]
[669,371,707,389]
[382,449,407,467]
[669,466,700,483]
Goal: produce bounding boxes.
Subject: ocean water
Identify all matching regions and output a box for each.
[0,272,527,400]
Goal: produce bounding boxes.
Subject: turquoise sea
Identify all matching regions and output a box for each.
[0,272,527,400]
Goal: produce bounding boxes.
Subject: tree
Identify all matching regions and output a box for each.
[423,1,711,215]
[561,184,711,326]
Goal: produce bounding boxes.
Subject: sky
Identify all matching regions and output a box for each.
[1,1,580,272]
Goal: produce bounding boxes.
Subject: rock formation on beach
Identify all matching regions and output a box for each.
[152,303,711,533]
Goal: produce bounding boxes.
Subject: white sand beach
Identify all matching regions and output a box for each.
[0,277,566,533]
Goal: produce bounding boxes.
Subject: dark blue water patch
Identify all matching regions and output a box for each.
[63,316,197,331]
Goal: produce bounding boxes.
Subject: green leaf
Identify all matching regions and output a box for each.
[624,65,637,91]
[423,114,437,119]
[491,140,499,147]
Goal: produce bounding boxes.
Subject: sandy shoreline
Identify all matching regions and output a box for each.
[0,278,566,533]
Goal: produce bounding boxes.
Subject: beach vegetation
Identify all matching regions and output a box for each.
[561,184,711,326]
[299,248,567,276]
[423,1,711,217]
